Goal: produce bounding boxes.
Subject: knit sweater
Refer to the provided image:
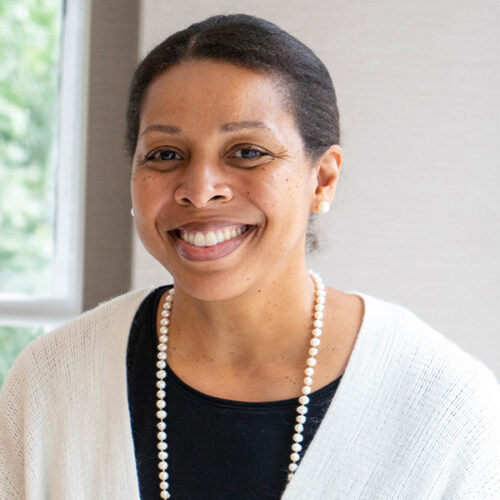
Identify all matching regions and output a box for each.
[0,288,499,499]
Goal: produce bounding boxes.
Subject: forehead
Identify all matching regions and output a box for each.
[140,59,293,131]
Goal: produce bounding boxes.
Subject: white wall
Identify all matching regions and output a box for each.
[131,0,500,377]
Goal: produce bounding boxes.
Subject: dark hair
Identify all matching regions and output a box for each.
[125,13,341,252]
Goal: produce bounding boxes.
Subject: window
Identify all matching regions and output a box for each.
[0,0,90,388]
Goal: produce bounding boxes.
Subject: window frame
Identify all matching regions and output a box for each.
[0,0,91,328]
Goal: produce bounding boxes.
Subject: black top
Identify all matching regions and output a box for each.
[126,286,342,499]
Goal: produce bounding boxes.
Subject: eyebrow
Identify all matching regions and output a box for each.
[139,121,271,138]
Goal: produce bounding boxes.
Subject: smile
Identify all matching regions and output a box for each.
[169,224,256,261]
[179,225,248,246]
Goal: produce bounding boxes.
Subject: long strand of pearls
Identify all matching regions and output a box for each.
[156,288,174,499]
[287,269,325,482]
[155,269,325,498]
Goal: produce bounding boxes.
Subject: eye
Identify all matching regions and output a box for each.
[230,147,271,161]
[146,149,182,162]
[232,147,266,159]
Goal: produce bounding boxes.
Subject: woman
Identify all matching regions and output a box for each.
[1,13,499,500]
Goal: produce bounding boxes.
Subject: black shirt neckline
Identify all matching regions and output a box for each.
[151,284,342,409]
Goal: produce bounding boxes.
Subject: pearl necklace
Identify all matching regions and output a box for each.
[155,269,326,499]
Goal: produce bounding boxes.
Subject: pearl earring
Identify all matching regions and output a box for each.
[318,201,330,213]
[130,208,135,217]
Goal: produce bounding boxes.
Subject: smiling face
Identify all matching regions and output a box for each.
[131,59,340,300]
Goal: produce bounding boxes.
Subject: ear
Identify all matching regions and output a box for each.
[310,145,342,212]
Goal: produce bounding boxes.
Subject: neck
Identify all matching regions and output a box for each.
[166,262,316,369]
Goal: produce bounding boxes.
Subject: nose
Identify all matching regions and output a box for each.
[174,159,233,208]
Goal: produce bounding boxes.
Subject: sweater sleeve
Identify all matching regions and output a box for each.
[441,362,500,499]
[0,344,36,499]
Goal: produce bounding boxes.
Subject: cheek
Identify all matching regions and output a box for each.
[131,171,169,210]
[250,165,312,212]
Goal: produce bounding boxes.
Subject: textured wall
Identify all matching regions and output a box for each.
[83,0,140,310]
[131,0,500,376]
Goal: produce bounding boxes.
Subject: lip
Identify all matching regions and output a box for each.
[169,225,256,261]
[173,221,248,233]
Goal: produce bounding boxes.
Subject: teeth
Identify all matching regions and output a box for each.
[205,231,218,246]
[194,232,205,246]
[179,226,248,247]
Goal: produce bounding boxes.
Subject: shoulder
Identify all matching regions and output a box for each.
[33,287,153,350]
[347,289,499,419]
[1,287,155,393]
[354,292,500,495]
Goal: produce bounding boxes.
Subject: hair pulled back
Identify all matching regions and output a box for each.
[125,13,341,163]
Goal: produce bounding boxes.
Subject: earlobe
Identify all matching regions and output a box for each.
[312,145,342,211]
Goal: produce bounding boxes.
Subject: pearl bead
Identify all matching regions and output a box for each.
[291,442,302,452]
[156,361,166,369]
[160,491,170,499]
[310,338,320,347]
[312,328,322,337]
[306,357,317,367]
[317,296,325,304]
[313,319,323,328]
[158,442,167,451]
[156,380,166,389]
[296,405,308,415]
[294,423,304,433]
[296,415,306,424]
[298,395,310,405]
[161,311,170,318]
[159,335,168,343]
[313,311,324,320]
[314,304,324,312]
[290,452,300,462]
[159,471,169,480]
[158,344,167,352]
[156,370,167,379]
[156,400,166,410]
[157,352,167,360]
[288,463,298,472]
[303,377,313,386]
[156,410,166,419]
[157,422,166,430]
[157,390,166,399]
[160,318,169,325]
[288,473,294,481]
[302,386,312,395]
[160,481,169,489]
[160,326,168,334]
[309,347,318,356]
[158,451,167,460]
[293,433,304,442]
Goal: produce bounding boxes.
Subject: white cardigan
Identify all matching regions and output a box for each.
[0,288,499,499]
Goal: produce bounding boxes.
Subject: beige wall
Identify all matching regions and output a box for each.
[131,1,500,377]
[83,0,140,310]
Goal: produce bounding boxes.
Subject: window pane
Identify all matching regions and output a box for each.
[0,325,44,389]
[0,0,62,296]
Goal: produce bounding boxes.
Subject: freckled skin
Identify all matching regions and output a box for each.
[129,59,352,401]
[131,59,340,302]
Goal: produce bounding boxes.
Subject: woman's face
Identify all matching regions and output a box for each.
[131,59,339,300]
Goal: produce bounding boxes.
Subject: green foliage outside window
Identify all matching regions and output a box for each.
[0,0,62,389]
[0,0,61,296]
